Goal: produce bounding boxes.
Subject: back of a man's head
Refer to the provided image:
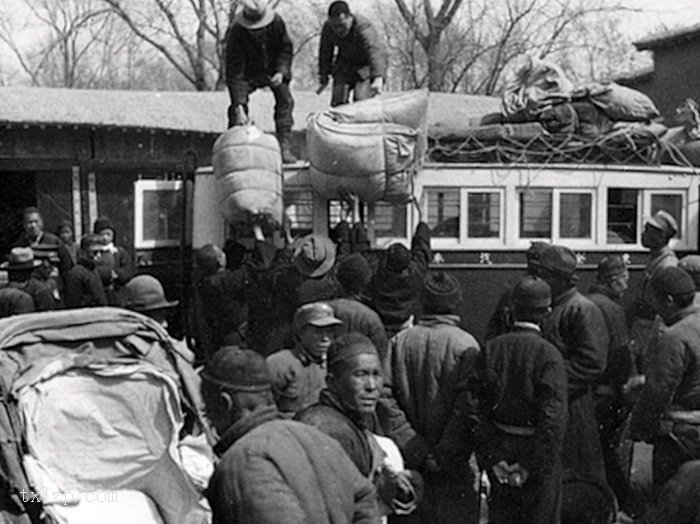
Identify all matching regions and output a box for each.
[328,0,350,17]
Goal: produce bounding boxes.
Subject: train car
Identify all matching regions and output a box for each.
[192,160,699,341]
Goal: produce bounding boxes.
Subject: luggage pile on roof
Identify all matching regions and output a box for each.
[429,56,700,168]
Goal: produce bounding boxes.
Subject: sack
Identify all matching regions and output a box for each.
[329,89,429,130]
[584,82,660,122]
[306,112,418,203]
[212,125,283,224]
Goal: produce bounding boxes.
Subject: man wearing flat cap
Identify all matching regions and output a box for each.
[203,346,381,523]
[586,255,633,505]
[385,271,481,524]
[538,245,609,486]
[267,302,342,417]
[225,0,297,163]
[630,210,679,376]
[630,266,700,489]
[460,275,567,524]
[296,333,421,521]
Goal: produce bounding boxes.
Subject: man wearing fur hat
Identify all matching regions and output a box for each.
[630,266,700,489]
[385,271,481,524]
[538,245,609,485]
[465,275,567,524]
[226,0,297,163]
[203,346,380,523]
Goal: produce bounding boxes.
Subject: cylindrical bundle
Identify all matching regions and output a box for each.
[306,112,418,203]
[212,125,283,224]
[329,89,429,130]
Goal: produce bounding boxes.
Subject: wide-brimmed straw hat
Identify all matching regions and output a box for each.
[1,247,42,272]
[236,0,274,30]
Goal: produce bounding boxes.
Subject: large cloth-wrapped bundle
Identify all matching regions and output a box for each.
[329,89,429,129]
[212,125,283,224]
[579,82,660,122]
[307,112,418,204]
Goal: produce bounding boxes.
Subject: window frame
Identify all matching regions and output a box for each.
[134,179,183,249]
[645,189,687,245]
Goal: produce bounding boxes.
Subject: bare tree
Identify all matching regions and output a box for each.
[387,0,633,94]
[0,0,113,87]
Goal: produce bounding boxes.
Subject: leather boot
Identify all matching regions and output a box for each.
[278,134,298,164]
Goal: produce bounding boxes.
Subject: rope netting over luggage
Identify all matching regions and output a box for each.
[429,125,697,168]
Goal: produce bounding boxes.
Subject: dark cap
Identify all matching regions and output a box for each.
[597,255,627,280]
[539,245,577,278]
[680,255,700,290]
[124,275,179,312]
[336,254,371,293]
[293,234,336,278]
[386,243,411,272]
[293,302,342,332]
[526,241,550,266]
[651,266,695,297]
[93,216,115,235]
[201,346,272,392]
[645,210,678,238]
[327,332,378,372]
[196,244,224,274]
[513,275,552,308]
[422,271,461,311]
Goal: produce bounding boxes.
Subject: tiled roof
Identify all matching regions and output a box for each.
[634,22,700,50]
[0,86,501,136]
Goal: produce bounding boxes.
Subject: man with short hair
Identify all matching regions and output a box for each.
[467,275,567,524]
[630,266,700,488]
[386,271,481,524]
[266,302,342,417]
[587,255,633,505]
[13,207,61,248]
[203,346,381,524]
[538,245,609,485]
[367,222,431,337]
[318,0,387,106]
[63,235,107,308]
[678,254,700,305]
[630,210,679,376]
[225,0,296,163]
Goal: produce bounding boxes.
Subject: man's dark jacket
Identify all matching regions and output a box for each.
[226,14,293,102]
[319,13,386,81]
[209,405,379,524]
[367,222,431,334]
[64,259,107,308]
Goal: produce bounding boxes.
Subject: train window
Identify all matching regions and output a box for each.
[560,192,592,239]
[519,189,552,238]
[427,189,460,238]
[373,202,407,238]
[285,192,314,237]
[607,188,638,244]
[651,193,683,238]
[467,192,500,238]
[134,180,183,248]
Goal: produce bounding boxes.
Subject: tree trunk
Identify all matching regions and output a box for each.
[426,35,443,91]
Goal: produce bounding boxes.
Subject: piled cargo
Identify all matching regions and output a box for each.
[306,90,428,204]
[212,124,283,225]
[430,56,700,168]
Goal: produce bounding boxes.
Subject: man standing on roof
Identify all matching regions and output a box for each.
[317,1,387,107]
[225,0,297,164]
[630,210,679,376]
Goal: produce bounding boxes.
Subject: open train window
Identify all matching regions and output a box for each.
[426,189,460,239]
[607,188,638,244]
[467,192,501,239]
[285,191,314,238]
[519,189,552,239]
[649,191,685,241]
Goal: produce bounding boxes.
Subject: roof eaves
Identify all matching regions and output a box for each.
[634,23,700,50]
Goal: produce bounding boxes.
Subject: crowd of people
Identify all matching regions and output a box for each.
[0,207,138,316]
[190,206,700,524]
